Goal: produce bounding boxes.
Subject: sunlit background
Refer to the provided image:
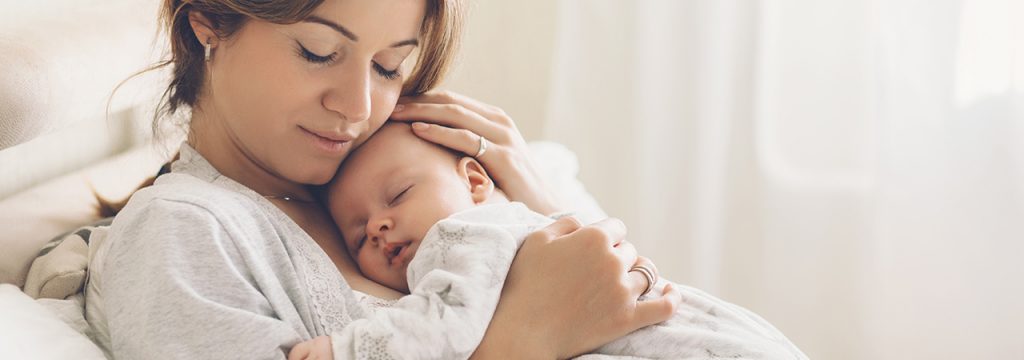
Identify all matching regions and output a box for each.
[446,1,1024,359]
[1,1,1022,359]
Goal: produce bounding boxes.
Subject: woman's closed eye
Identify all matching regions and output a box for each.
[296,42,337,64]
[295,42,401,80]
[373,62,401,80]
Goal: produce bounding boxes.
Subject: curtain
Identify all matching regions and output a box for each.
[543,0,1024,358]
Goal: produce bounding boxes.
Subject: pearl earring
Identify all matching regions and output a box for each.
[204,40,212,62]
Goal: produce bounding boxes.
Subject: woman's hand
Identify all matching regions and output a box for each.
[390,91,562,215]
[472,217,682,359]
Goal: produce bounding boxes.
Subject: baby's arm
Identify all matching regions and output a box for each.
[329,218,522,360]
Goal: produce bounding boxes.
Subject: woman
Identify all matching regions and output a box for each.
[84,0,677,359]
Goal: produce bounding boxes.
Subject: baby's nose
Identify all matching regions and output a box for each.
[366,217,394,238]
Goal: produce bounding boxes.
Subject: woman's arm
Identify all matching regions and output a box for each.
[100,198,305,359]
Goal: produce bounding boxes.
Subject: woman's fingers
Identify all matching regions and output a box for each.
[585,217,629,248]
[536,216,585,241]
[627,255,657,296]
[631,256,658,280]
[390,102,506,142]
[627,268,649,298]
[615,241,639,273]
[631,283,681,330]
[400,90,505,122]
[406,123,485,158]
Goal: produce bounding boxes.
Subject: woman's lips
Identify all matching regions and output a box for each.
[299,126,355,154]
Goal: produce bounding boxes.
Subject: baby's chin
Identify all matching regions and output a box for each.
[390,274,411,294]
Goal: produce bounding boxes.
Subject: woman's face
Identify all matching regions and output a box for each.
[200,0,425,185]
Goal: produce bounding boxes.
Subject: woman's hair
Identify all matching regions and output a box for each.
[97,0,464,217]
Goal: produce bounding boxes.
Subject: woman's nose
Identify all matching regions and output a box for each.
[322,64,372,125]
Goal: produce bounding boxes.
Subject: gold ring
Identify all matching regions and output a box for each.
[629,265,657,298]
[474,135,488,158]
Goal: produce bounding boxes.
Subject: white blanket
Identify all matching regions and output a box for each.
[0,284,105,360]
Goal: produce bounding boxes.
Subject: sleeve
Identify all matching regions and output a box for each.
[101,198,304,360]
[330,220,519,360]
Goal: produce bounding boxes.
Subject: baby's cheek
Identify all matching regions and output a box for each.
[357,252,378,273]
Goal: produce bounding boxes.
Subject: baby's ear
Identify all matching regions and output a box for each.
[457,157,494,204]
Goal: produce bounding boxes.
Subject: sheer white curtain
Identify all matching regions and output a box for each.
[543,0,1024,358]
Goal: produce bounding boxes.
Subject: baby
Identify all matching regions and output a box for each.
[290,122,807,360]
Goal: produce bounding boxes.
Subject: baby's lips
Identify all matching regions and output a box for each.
[383,240,415,264]
[382,242,401,261]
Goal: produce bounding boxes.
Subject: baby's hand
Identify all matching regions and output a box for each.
[288,335,333,360]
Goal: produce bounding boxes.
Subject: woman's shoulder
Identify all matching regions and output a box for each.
[105,172,278,249]
[92,172,299,286]
[128,172,264,220]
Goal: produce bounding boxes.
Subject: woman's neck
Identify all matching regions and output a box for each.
[188,112,314,201]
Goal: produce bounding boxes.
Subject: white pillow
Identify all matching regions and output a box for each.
[0,284,105,360]
[0,145,167,288]
[528,141,608,224]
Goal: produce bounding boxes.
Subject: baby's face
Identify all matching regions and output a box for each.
[327,123,479,292]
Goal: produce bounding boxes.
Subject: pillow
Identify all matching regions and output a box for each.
[0,172,102,288]
[23,219,111,299]
[0,284,106,360]
[528,141,608,224]
[0,145,167,288]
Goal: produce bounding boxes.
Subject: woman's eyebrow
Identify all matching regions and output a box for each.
[304,16,358,41]
[390,39,419,48]
[303,15,418,48]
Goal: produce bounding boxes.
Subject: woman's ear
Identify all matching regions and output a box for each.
[457,157,494,204]
[188,11,219,49]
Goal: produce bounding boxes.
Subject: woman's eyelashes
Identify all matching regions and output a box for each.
[373,62,401,80]
[295,42,402,80]
[296,42,336,64]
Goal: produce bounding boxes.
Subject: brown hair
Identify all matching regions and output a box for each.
[97,0,464,217]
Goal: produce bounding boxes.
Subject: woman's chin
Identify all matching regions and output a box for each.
[287,165,339,186]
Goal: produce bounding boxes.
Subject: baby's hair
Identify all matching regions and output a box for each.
[329,121,478,187]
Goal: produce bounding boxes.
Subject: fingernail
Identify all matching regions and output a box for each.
[393,104,405,112]
[412,122,429,131]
